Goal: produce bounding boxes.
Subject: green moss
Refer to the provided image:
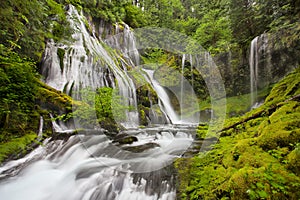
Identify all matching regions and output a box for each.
[136,82,159,125]
[138,106,148,126]
[0,133,37,163]
[257,101,300,150]
[36,80,79,111]
[265,67,300,105]
[287,143,300,175]
[176,68,300,199]
[196,124,209,139]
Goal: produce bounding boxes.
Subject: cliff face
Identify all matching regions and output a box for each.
[215,30,300,97]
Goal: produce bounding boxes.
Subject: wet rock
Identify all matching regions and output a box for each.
[122,142,160,153]
[112,134,138,144]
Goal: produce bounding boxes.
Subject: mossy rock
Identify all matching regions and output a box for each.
[99,119,122,133]
[112,134,138,144]
[286,144,300,175]
[0,133,37,164]
[36,80,77,112]
[257,101,300,150]
[265,67,300,105]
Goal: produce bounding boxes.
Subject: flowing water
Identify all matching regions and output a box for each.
[249,36,259,106]
[143,69,180,124]
[249,34,270,107]
[0,125,196,200]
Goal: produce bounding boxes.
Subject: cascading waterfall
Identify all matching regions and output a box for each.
[37,116,44,140]
[249,33,298,109]
[249,34,269,108]
[41,5,139,127]
[109,23,140,66]
[49,113,72,133]
[249,36,259,107]
[179,54,199,123]
[143,69,180,124]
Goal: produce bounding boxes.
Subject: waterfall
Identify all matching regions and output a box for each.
[118,23,140,66]
[41,6,139,127]
[49,113,73,133]
[249,36,259,106]
[180,54,185,121]
[37,116,44,140]
[143,69,180,124]
[249,34,270,108]
[106,22,140,66]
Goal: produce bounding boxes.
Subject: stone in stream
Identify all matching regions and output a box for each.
[112,133,138,144]
[122,142,160,153]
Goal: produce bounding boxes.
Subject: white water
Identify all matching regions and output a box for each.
[49,113,73,133]
[249,36,259,106]
[180,54,185,120]
[38,116,44,139]
[106,22,140,66]
[189,54,194,88]
[249,34,272,108]
[42,6,139,127]
[0,125,194,200]
[143,69,180,124]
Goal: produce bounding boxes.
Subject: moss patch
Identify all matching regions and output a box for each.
[175,67,300,199]
[0,133,37,163]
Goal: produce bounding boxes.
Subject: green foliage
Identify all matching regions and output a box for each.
[64,0,147,27]
[72,87,130,129]
[141,49,167,67]
[193,9,232,55]
[0,0,72,60]
[0,47,39,139]
[265,67,300,105]
[199,86,271,117]
[0,47,75,163]
[124,4,147,28]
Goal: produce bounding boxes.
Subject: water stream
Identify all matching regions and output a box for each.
[0,125,196,200]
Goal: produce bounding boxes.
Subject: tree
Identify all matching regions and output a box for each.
[193,9,232,54]
[229,0,256,47]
